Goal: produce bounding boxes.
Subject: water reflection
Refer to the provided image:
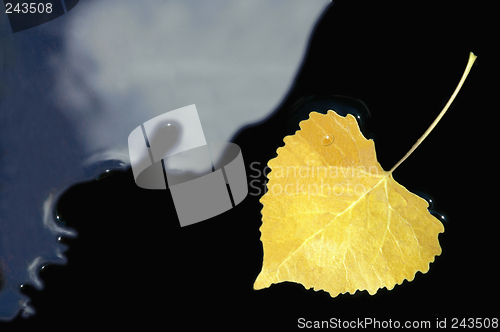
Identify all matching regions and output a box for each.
[0,0,329,319]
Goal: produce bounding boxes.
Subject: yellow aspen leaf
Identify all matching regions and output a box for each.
[254,52,477,297]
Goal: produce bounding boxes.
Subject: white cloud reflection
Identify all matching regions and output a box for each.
[0,0,330,319]
[52,0,330,165]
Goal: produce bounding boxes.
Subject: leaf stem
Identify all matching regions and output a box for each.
[389,52,477,174]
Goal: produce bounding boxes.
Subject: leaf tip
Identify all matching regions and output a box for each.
[253,271,272,291]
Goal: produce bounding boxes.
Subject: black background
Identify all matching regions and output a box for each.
[3,0,496,329]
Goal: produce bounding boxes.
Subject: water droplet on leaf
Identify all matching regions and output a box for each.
[321,134,334,146]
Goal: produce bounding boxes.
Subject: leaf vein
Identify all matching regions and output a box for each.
[274,176,390,277]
